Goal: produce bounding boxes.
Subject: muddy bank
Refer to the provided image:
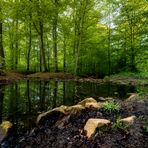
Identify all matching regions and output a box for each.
[1,97,148,148]
[0,71,25,83]
[0,71,147,86]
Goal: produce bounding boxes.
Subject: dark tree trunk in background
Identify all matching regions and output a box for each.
[27,14,32,72]
[0,8,5,69]
[14,19,18,70]
[63,36,66,72]
[40,21,47,72]
[53,0,58,72]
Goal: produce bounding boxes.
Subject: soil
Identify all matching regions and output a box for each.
[0,71,148,147]
[0,71,147,86]
[1,97,148,148]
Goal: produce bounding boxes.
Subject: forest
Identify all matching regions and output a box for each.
[0,0,147,77]
[0,0,148,147]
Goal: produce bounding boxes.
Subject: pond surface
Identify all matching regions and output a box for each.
[0,79,141,134]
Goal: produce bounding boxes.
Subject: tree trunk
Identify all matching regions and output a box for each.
[53,0,58,72]
[130,23,135,71]
[40,21,47,72]
[0,8,5,69]
[74,0,88,75]
[107,1,111,76]
[15,19,18,70]
[63,36,66,72]
[107,27,111,76]
[53,18,58,72]
[27,14,32,72]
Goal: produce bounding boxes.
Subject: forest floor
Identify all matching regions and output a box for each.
[1,96,148,148]
[0,71,148,86]
[0,71,148,147]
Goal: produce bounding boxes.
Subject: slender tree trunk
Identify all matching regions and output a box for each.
[53,0,58,72]
[107,27,111,75]
[53,18,58,72]
[27,14,32,72]
[15,19,18,70]
[74,0,88,75]
[0,8,5,69]
[46,39,50,71]
[130,23,135,71]
[40,21,47,72]
[10,33,14,70]
[63,37,66,72]
[107,1,111,76]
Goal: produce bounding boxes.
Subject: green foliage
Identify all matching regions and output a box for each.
[96,125,110,135]
[136,86,148,100]
[143,125,148,133]
[0,0,147,76]
[103,101,120,112]
[112,119,129,132]
[138,115,148,133]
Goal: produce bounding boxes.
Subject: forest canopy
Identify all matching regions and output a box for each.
[0,0,147,77]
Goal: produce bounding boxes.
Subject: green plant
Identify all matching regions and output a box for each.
[103,101,120,112]
[96,125,110,135]
[143,126,148,133]
[112,119,129,132]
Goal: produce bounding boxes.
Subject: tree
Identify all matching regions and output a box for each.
[112,0,147,72]
[0,6,5,69]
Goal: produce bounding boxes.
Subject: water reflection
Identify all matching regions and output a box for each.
[0,80,137,133]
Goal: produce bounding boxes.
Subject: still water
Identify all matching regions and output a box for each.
[0,80,137,133]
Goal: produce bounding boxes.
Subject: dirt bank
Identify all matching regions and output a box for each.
[1,97,148,148]
[0,71,147,86]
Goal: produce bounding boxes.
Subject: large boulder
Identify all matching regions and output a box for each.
[78,97,102,109]
[36,98,101,125]
[36,104,85,125]
[0,121,12,142]
[84,118,111,138]
[78,97,97,106]
[36,105,68,125]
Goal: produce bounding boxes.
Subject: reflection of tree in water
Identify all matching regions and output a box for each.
[0,85,5,123]
[117,85,136,99]
[1,80,138,135]
[53,81,58,108]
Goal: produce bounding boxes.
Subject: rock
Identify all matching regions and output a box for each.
[0,121,12,142]
[66,104,85,114]
[85,102,102,109]
[55,115,71,129]
[120,116,136,125]
[78,97,97,106]
[98,97,106,101]
[84,118,111,138]
[78,97,102,109]
[98,97,113,101]
[126,93,138,101]
[36,105,68,125]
